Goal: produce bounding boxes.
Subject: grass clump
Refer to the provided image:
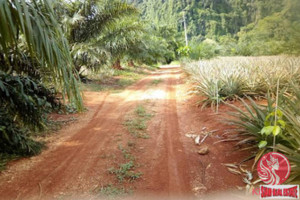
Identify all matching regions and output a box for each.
[108,161,142,183]
[127,141,136,148]
[123,105,153,139]
[97,184,133,199]
[119,145,135,161]
[150,79,163,86]
[108,145,142,183]
[80,77,137,92]
[80,82,104,92]
[117,79,136,88]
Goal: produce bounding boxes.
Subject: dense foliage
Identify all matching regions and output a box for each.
[127,0,300,59]
[0,72,60,155]
[0,0,173,160]
[0,0,83,107]
[0,0,81,157]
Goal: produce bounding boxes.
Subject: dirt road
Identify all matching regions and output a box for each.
[0,66,247,199]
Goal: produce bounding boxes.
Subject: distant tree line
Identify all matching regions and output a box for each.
[127,0,300,59]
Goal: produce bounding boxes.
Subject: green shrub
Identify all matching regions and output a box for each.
[0,110,43,155]
[189,39,219,60]
[0,72,60,155]
[108,161,142,183]
[177,46,191,57]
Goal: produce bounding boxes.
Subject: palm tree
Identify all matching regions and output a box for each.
[0,0,85,156]
[101,17,145,69]
[0,0,83,109]
[57,0,140,72]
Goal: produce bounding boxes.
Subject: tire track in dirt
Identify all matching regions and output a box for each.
[163,71,191,193]
[0,76,157,199]
[0,65,247,200]
[136,67,192,196]
[133,66,250,198]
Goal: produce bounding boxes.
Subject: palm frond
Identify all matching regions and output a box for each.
[0,0,83,109]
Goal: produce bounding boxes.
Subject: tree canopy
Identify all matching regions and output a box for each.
[127,0,300,57]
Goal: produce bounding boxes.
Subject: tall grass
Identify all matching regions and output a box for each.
[184,56,300,108]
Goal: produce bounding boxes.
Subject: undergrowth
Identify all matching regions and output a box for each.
[0,73,60,157]
[0,153,20,171]
[0,72,77,170]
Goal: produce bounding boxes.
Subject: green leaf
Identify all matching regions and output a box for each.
[0,0,83,110]
[272,125,281,136]
[258,141,268,149]
[261,126,274,135]
[265,112,274,122]
[277,120,286,128]
[276,109,283,118]
[264,121,271,126]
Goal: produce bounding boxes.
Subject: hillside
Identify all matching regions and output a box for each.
[127,0,300,57]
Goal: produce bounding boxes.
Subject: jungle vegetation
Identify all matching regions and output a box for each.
[127,0,300,59]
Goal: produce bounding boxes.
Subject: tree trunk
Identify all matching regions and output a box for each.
[128,60,135,68]
[112,59,122,70]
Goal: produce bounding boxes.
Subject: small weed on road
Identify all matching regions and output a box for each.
[150,79,163,86]
[108,161,142,183]
[101,105,153,197]
[123,105,153,139]
[108,146,142,183]
[119,145,135,161]
[97,184,132,199]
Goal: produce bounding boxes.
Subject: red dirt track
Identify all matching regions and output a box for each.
[0,66,248,199]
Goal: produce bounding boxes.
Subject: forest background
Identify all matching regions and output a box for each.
[126,0,300,60]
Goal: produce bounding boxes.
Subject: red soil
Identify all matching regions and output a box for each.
[0,66,250,200]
